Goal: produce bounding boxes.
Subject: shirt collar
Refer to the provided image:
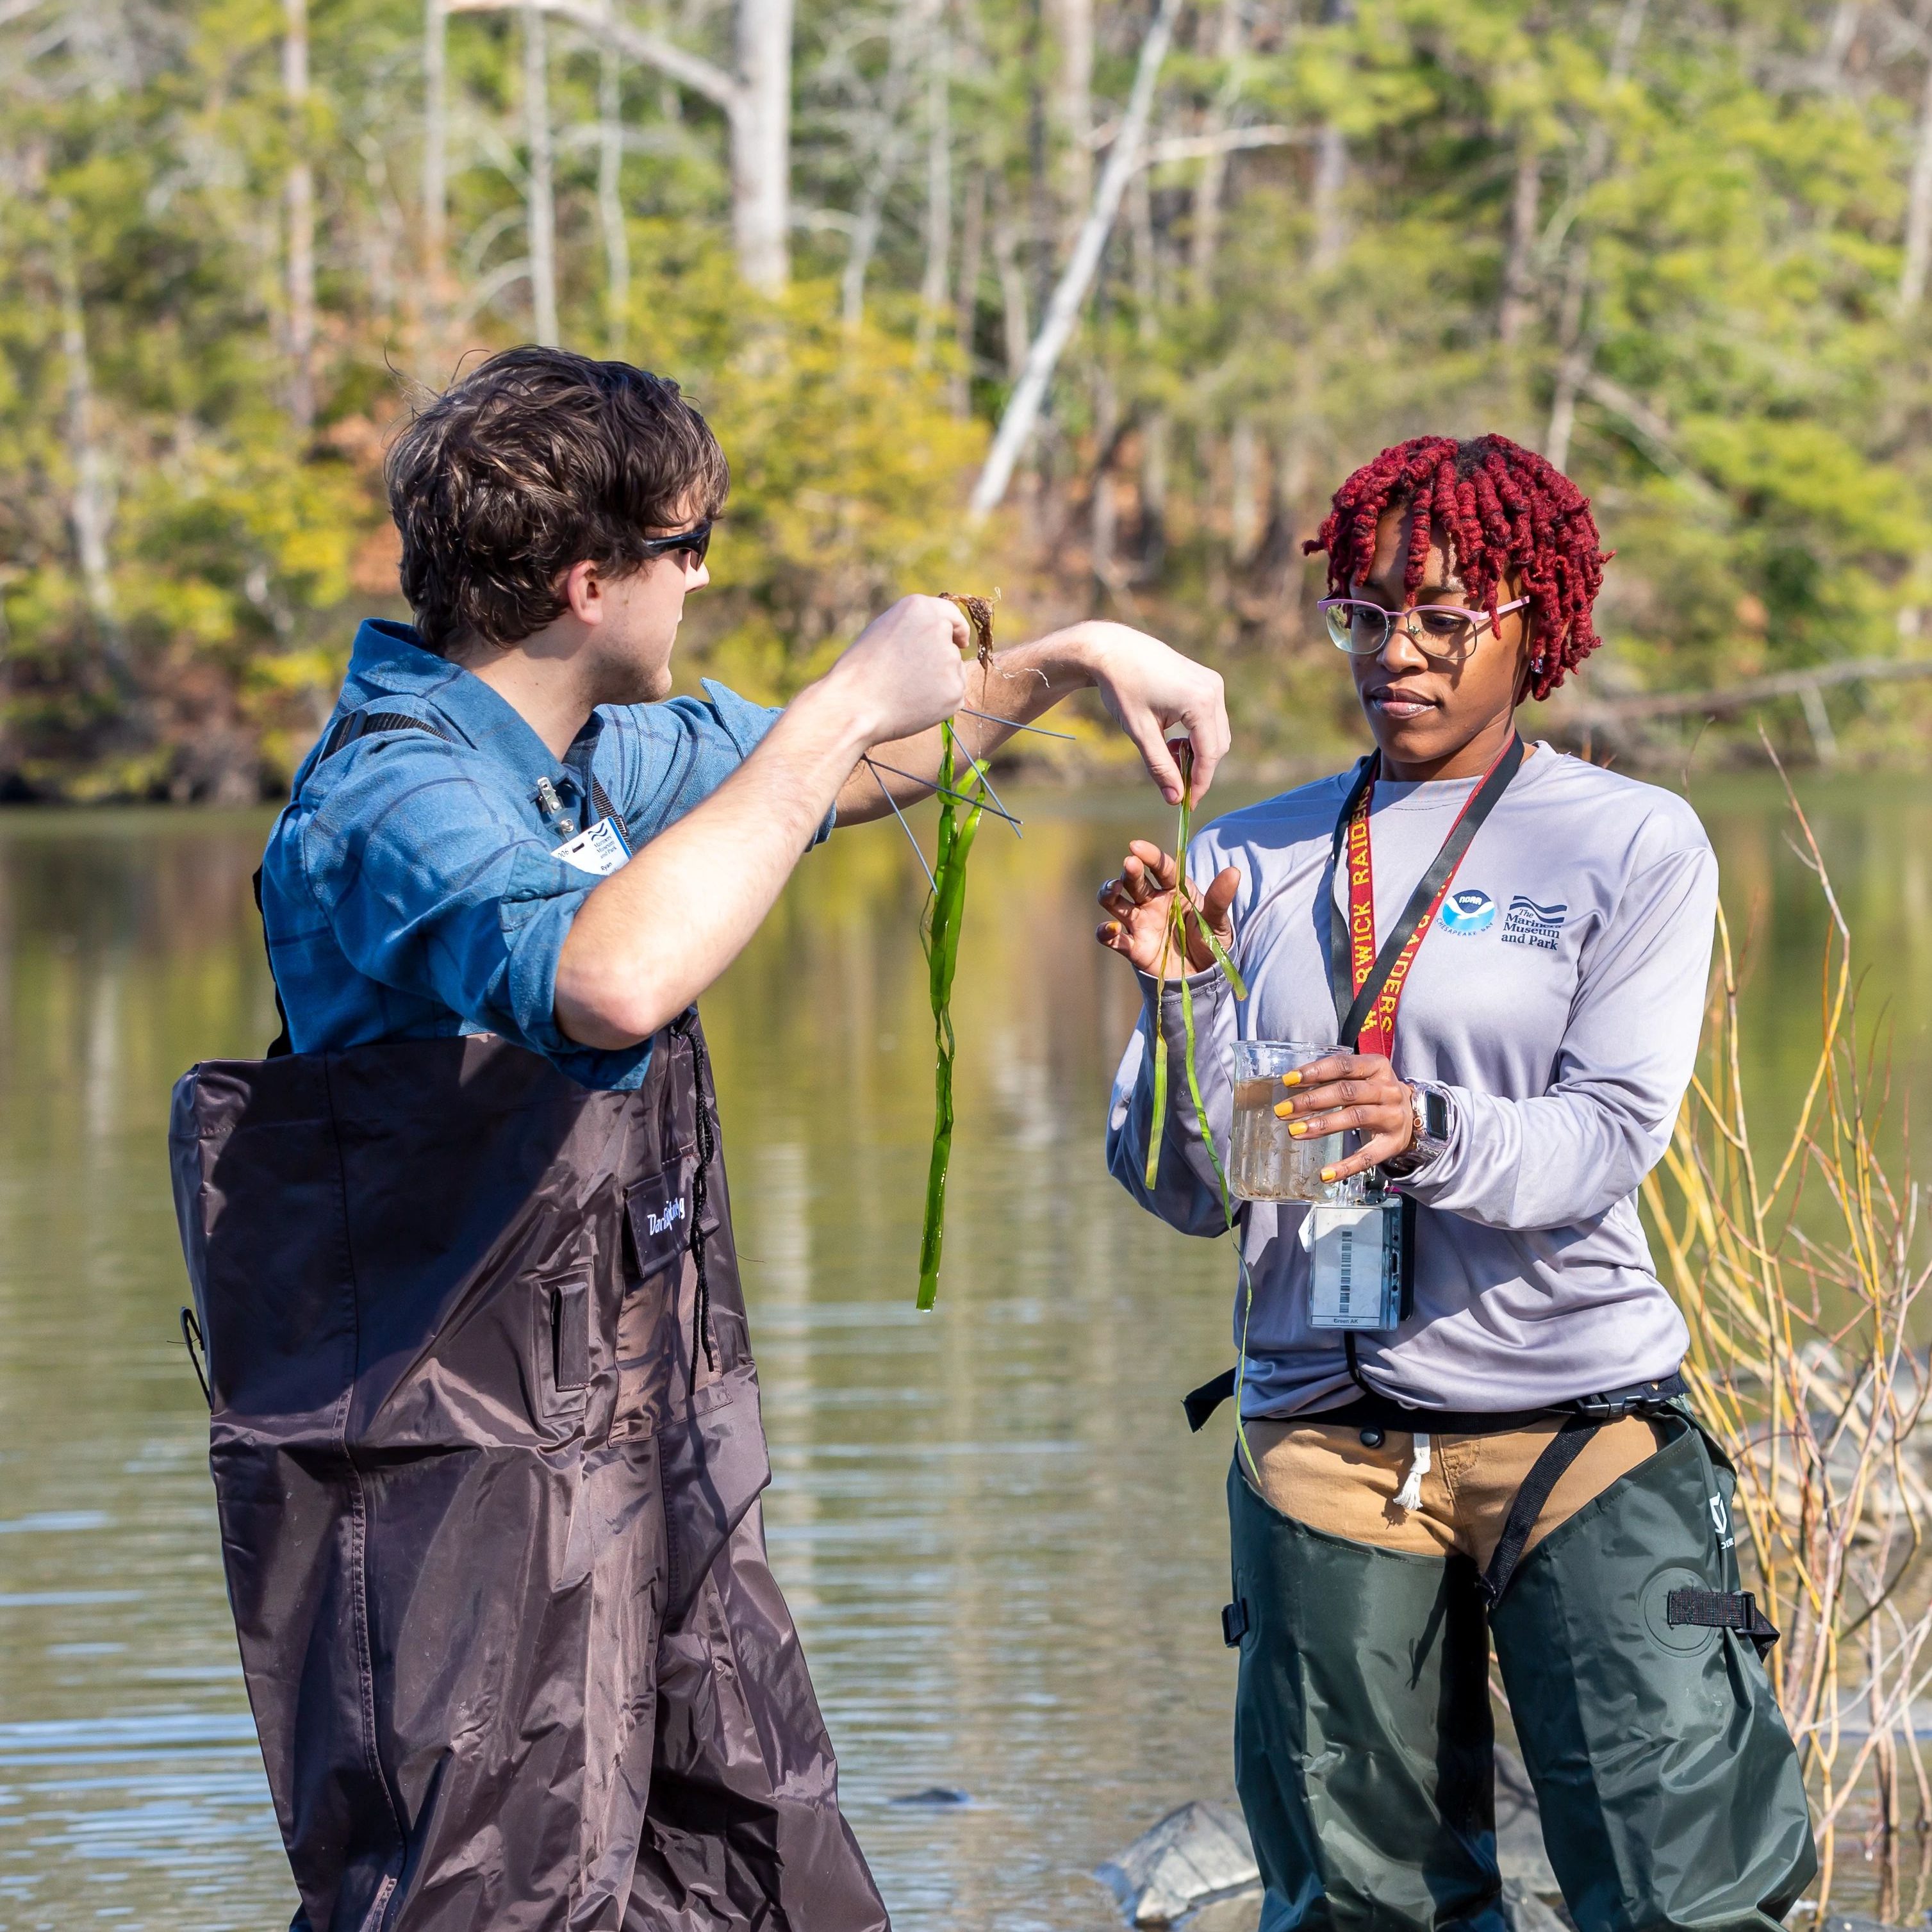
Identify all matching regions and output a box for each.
[342,618,605,811]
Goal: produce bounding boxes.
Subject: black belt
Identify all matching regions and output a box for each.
[1182,1366,1685,1436]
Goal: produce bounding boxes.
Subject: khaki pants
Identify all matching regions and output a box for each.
[1241,1412,1660,1567]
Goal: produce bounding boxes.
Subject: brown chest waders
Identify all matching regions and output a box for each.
[1203,1380,1816,1932]
[170,1022,888,1932]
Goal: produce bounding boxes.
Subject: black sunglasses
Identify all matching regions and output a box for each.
[636,520,712,567]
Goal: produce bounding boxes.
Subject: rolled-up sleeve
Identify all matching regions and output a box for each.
[301,739,596,1057]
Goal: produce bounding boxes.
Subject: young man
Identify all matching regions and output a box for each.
[169,345,1227,1932]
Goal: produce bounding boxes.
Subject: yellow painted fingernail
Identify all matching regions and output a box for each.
[1288,1122,1307,1139]
[1281,1071,1301,1087]
[1320,1167,1337,1183]
[1274,1100,1294,1118]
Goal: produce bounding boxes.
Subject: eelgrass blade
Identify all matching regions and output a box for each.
[916,722,985,1309]
[1144,1025,1169,1191]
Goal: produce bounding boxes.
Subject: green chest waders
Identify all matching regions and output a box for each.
[1220,1406,1816,1932]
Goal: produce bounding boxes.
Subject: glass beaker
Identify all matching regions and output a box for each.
[1230,1039,1347,1202]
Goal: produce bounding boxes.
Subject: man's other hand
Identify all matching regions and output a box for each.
[1078,623,1230,806]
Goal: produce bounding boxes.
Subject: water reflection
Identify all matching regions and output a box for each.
[0,777,1926,1928]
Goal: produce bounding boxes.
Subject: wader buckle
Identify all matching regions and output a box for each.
[1667,1587,1780,1658]
[1221,1599,1249,1647]
[1568,1373,1684,1422]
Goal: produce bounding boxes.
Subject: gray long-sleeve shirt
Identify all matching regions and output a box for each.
[1105,745,1715,1416]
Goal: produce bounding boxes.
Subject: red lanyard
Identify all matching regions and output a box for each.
[1330,735,1525,1059]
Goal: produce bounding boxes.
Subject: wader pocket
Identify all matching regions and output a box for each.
[540,1269,593,1420]
[660,1362,770,1624]
[625,1166,692,1282]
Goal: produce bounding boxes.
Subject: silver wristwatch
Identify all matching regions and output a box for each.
[1388,1080,1453,1175]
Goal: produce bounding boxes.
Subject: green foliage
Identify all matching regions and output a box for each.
[3,0,1932,794]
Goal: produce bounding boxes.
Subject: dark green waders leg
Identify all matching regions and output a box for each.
[1227,1462,1510,1932]
[1489,1418,1817,1932]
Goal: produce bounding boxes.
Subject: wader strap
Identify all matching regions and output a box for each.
[318,707,454,763]
[1477,1413,1601,1608]
[671,1010,718,1390]
[588,776,630,845]
[251,867,295,1059]
[1184,1367,1239,1433]
[179,1304,211,1410]
[1667,1587,1780,1658]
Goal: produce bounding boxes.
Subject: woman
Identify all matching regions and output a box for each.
[1100,434,1813,1932]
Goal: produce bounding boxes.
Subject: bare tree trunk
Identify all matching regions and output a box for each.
[916,15,952,358]
[1190,0,1244,301]
[424,0,448,298]
[1229,415,1260,564]
[1901,50,1932,313]
[732,0,793,290]
[952,163,984,414]
[971,0,1181,518]
[1310,122,1346,272]
[840,0,927,329]
[1091,363,1118,594]
[523,5,558,343]
[1543,0,1647,462]
[1130,161,1165,577]
[449,0,791,293]
[599,45,631,353]
[53,223,117,636]
[285,0,317,429]
[992,190,1031,379]
[1498,129,1539,345]
[1048,0,1092,256]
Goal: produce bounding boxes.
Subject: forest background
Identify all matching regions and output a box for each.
[4,0,1932,800]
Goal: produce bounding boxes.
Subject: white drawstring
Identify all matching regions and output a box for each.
[1392,1431,1432,1512]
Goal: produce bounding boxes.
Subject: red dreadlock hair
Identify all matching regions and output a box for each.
[1303,433,1612,702]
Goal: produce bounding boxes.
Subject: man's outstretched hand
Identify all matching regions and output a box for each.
[1078,623,1228,806]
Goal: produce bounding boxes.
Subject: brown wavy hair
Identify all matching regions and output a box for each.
[386,346,729,656]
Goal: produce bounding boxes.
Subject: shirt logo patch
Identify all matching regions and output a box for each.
[1501,895,1568,952]
[1438,888,1497,934]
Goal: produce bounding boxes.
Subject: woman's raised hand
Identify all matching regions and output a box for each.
[1095,840,1241,978]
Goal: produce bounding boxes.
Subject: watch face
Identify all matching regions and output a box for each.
[1422,1089,1449,1139]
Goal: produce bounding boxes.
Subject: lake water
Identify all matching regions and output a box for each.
[2,771,1929,1929]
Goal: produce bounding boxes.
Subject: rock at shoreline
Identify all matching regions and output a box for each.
[1094,1801,1260,1926]
[1096,1754,1565,1929]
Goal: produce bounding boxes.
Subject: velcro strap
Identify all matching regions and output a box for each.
[1478,1414,1601,1610]
[1667,1587,1779,1653]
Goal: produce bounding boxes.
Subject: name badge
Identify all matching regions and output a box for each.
[552,816,632,878]
[1308,1198,1406,1332]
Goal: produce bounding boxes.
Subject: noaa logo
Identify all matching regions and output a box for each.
[1439,888,1496,934]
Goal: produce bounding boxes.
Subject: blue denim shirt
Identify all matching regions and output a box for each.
[260,619,820,1089]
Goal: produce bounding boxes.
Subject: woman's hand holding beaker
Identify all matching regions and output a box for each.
[1272,1052,1415,1184]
